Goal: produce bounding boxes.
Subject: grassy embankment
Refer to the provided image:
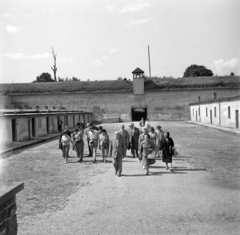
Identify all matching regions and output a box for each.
[0,76,239,95]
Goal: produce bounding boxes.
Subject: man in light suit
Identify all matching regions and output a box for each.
[108,131,124,177]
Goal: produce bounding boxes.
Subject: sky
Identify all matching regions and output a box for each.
[0,0,240,83]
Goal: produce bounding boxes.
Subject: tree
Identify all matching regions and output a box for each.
[183,64,213,77]
[33,72,55,83]
[50,47,57,82]
[230,72,235,76]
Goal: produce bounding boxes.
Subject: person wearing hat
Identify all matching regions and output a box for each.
[108,131,124,177]
[72,127,84,162]
[85,123,92,157]
[128,123,140,159]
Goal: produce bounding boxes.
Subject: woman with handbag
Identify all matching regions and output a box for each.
[149,127,158,158]
[160,132,174,171]
[140,127,155,175]
[73,127,84,162]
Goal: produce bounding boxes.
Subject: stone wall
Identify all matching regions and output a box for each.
[7,88,240,121]
[0,183,24,235]
[0,95,12,109]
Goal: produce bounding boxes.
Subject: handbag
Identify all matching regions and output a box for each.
[172,147,178,156]
[148,158,156,165]
[59,142,62,150]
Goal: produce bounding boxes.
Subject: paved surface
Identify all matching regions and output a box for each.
[187,121,240,135]
[0,121,240,235]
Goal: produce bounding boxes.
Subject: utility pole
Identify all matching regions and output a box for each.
[148,45,151,78]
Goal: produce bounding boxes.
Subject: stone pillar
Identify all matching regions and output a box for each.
[0,183,24,235]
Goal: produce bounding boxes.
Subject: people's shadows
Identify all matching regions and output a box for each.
[174,168,207,171]
[121,174,149,177]
[122,171,187,177]
[149,166,166,169]
[150,171,187,175]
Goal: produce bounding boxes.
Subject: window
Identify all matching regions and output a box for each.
[214,107,216,118]
[228,106,231,119]
[206,107,208,117]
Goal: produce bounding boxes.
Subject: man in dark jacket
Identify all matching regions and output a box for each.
[128,123,140,159]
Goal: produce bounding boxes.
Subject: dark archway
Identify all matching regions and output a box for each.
[132,108,147,121]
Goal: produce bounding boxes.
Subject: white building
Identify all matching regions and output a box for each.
[189,93,240,129]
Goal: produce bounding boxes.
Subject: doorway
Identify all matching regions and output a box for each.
[46,117,49,134]
[131,108,147,121]
[11,119,17,141]
[236,110,239,128]
[32,118,36,137]
[195,111,197,121]
[28,118,31,139]
[210,110,212,124]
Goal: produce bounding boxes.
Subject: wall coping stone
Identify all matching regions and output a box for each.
[0,183,24,206]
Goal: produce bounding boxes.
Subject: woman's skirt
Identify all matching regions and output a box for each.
[162,149,172,163]
[142,155,149,169]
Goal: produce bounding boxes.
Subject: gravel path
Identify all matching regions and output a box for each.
[1,122,239,235]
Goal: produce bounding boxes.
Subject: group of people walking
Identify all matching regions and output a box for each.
[59,118,176,177]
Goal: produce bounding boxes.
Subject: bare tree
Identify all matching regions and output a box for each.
[50,47,57,82]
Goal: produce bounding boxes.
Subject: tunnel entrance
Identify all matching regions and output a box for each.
[131,108,147,121]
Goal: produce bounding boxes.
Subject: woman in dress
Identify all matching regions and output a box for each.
[61,131,73,163]
[148,127,158,158]
[156,126,164,158]
[139,127,154,175]
[98,129,109,163]
[160,132,174,171]
[72,127,84,162]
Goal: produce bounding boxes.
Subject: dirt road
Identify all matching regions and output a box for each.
[1,122,239,234]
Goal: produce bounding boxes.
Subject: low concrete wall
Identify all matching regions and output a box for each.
[0,183,24,235]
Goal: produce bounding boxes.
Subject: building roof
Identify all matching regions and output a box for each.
[189,95,240,106]
[132,67,144,74]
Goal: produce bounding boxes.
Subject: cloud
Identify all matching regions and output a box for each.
[3,52,52,60]
[126,18,152,27]
[120,2,151,13]
[98,46,107,52]
[213,58,240,75]
[3,13,12,18]
[92,56,108,67]
[109,47,119,53]
[106,5,116,13]
[92,60,103,67]
[5,25,20,33]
